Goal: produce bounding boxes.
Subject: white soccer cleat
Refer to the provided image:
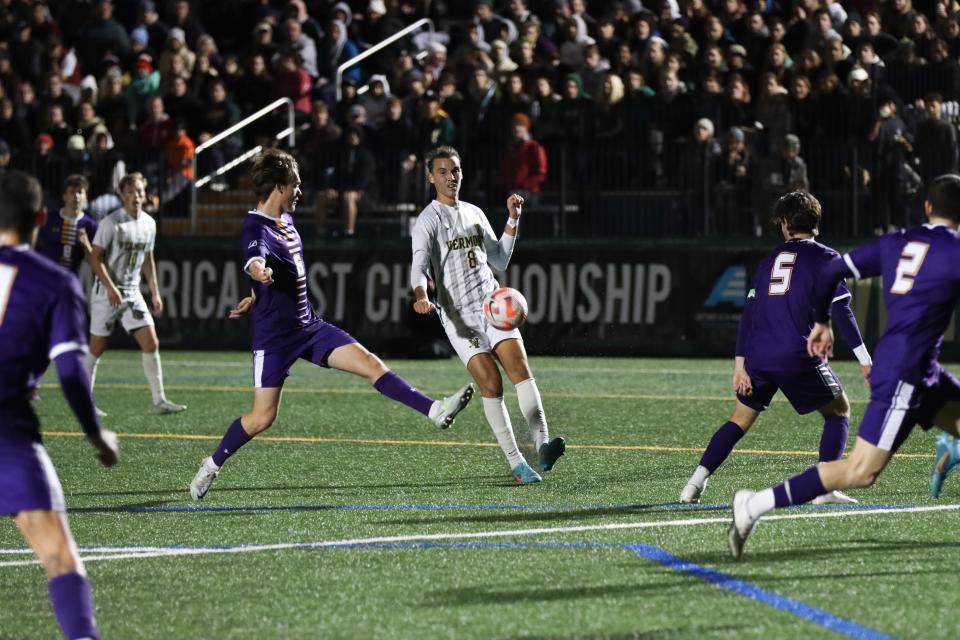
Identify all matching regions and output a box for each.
[811,490,858,505]
[680,478,708,504]
[95,406,108,418]
[432,383,474,430]
[152,399,187,415]
[189,457,220,500]
[727,490,759,561]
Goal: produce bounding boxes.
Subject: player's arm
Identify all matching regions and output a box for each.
[485,195,523,272]
[51,278,118,467]
[410,215,436,314]
[88,243,122,307]
[829,284,872,384]
[142,249,162,315]
[229,289,257,319]
[243,227,273,285]
[732,287,755,396]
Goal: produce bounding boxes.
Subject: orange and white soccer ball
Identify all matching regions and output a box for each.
[483,287,528,330]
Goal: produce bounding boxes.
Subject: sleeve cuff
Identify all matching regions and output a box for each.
[244,257,266,275]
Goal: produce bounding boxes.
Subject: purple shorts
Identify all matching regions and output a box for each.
[0,438,66,515]
[252,321,357,388]
[737,361,843,415]
[857,365,960,453]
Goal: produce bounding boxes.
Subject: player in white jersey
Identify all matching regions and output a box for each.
[410,146,566,484]
[85,172,185,415]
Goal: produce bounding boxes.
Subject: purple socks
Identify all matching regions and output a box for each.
[773,466,827,507]
[373,371,434,416]
[819,415,849,462]
[698,421,746,472]
[212,418,253,467]
[48,572,98,640]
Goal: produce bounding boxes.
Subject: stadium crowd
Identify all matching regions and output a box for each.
[1,0,960,234]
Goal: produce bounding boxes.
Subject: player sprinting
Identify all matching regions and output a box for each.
[0,171,119,640]
[410,146,566,485]
[86,172,185,416]
[680,191,872,505]
[728,175,960,560]
[36,174,98,273]
[189,149,473,500]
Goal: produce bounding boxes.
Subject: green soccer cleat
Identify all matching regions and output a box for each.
[538,436,566,472]
[930,433,960,498]
[511,461,543,485]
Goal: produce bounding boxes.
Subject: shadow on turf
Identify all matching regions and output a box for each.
[501,628,746,640]
[425,580,692,607]
[373,502,722,526]
[679,539,953,566]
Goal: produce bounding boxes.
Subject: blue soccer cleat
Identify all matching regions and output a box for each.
[538,436,566,472]
[511,461,542,485]
[930,433,960,498]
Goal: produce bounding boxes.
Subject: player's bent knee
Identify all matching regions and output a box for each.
[246,411,277,434]
[39,548,79,578]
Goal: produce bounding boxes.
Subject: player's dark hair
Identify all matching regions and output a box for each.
[0,171,43,238]
[926,174,960,222]
[772,190,822,233]
[63,174,89,193]
[425,145,460,172]
[250,148,299,202]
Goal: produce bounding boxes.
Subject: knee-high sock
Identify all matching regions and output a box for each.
[48,572,99,640]
[212,418,253,467]
[516,378,549,449]
[84,353,100,390]
[142,351,166,404]
[698,421,745,473]
[819,415,849,462]
[746,466,827,518]
[482,396,524,467]
[373,371,434,417]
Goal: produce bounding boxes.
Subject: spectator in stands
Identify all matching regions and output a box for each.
[864,12,898,58]
[284,18,318,79]
[170,0,203,49]
[0,50,21,105]
[500,113,547,203]
[272,52,312,117]
[43,104,71,154]
[755,72,790,155]
[718,126,751,195]
[197,79,241,179]
[360,75,391,129]
[127,55,161,122]
[315,125,376,237]
[914,93,959,187]
[490,40,518,84]
[161,120,194,215]
[789,75,817,150]
[412,92,456,153]
[138,95,170,187]
[581,44,610,98]
[0,139,10,178]
[475,0,517,45]
[195,35,224,75]
[500,72,532,122]
[164,75,202,139]
[317,20,360,89]
[375,96,414,204]
[25,133,64,203]
[594,72,625,145]
[869,97,914,230]
[76,102,104,143]
[77,0,130,75]
[298,100,341,190]
[10,18,42,88]
[137,1,169,60]
[64,135,92,186]
[87,130,125,217]
[767,133,809,191]
[928,38,960,101]
[189,54,220,104]
[678,117,721,193]
[0,99,30,161]
[250,21,278,62]
[159,28,196,79]
[40,73,75,126]
[235,54,273,114]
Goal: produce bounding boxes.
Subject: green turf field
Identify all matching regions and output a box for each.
[1,352,956,639]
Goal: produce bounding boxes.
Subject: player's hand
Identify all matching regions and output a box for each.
[78,228,92,254]
[106,285,122,308]
[257,267,274,286]
[152,292,163,315]
[413,299,436,314]
[807,322,834,360]
[861,364,872,386]
[229,296,256,318]
[89,429,119,467]
[733,368,753,396]
[507,194,524,219]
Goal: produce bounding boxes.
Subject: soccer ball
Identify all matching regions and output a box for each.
[483,287,528,330]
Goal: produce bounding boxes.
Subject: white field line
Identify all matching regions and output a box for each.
[1,504,957,568]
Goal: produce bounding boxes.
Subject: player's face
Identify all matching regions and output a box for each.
[282,172,302,211]
[121,181,146,213]
[428,157,461,202]
[64,186,87,212]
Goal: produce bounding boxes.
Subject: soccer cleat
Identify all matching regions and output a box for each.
[189,457,220,500]
[95,406,108,418]
[432,383,474,430]
[930,433,960,498]
[511,461,542,485]
[538,436,566,472]
[727,490,759,561]
[811,490,858,505]
[152,399,187,415]
[680,480,708,504]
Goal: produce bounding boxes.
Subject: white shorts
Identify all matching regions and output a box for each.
[89,291,154,337]
[440,309,522,366]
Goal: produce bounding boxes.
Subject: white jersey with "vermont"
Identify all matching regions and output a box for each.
[411,200,509,321]
[91,208,156,297]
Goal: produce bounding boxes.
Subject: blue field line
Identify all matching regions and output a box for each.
[67,502,914,514]
[625,544,893,639]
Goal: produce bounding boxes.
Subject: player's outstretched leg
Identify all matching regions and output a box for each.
[430,382,475,430]
[811,410,857,504]
[931,432,960,498]
[681,421,745,503]
[483,396,541,484]
[515,378,565,472]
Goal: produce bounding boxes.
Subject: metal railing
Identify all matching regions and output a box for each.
[335,18,434,102]
[191,97,295,232]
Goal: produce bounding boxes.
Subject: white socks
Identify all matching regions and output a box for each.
[689,465,710,489]
[428,401,441,420]
[516,378,549,450]
[84,353,100,389]
[142,351,166,404]
[746,489,776,519]
[482,396,524,467]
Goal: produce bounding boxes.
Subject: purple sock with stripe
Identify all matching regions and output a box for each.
[698,421,745,472]
[772,466,827,507]
[212,418,252,467]
[373,371,434,416]
[818,415,849,462]
[49,572,99,640]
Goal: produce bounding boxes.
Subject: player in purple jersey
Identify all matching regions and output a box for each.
[189,149,474,500]
[0,171,119,640]
[728,175,960,560]
[36,175,98,274]
[680,191,872,505]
